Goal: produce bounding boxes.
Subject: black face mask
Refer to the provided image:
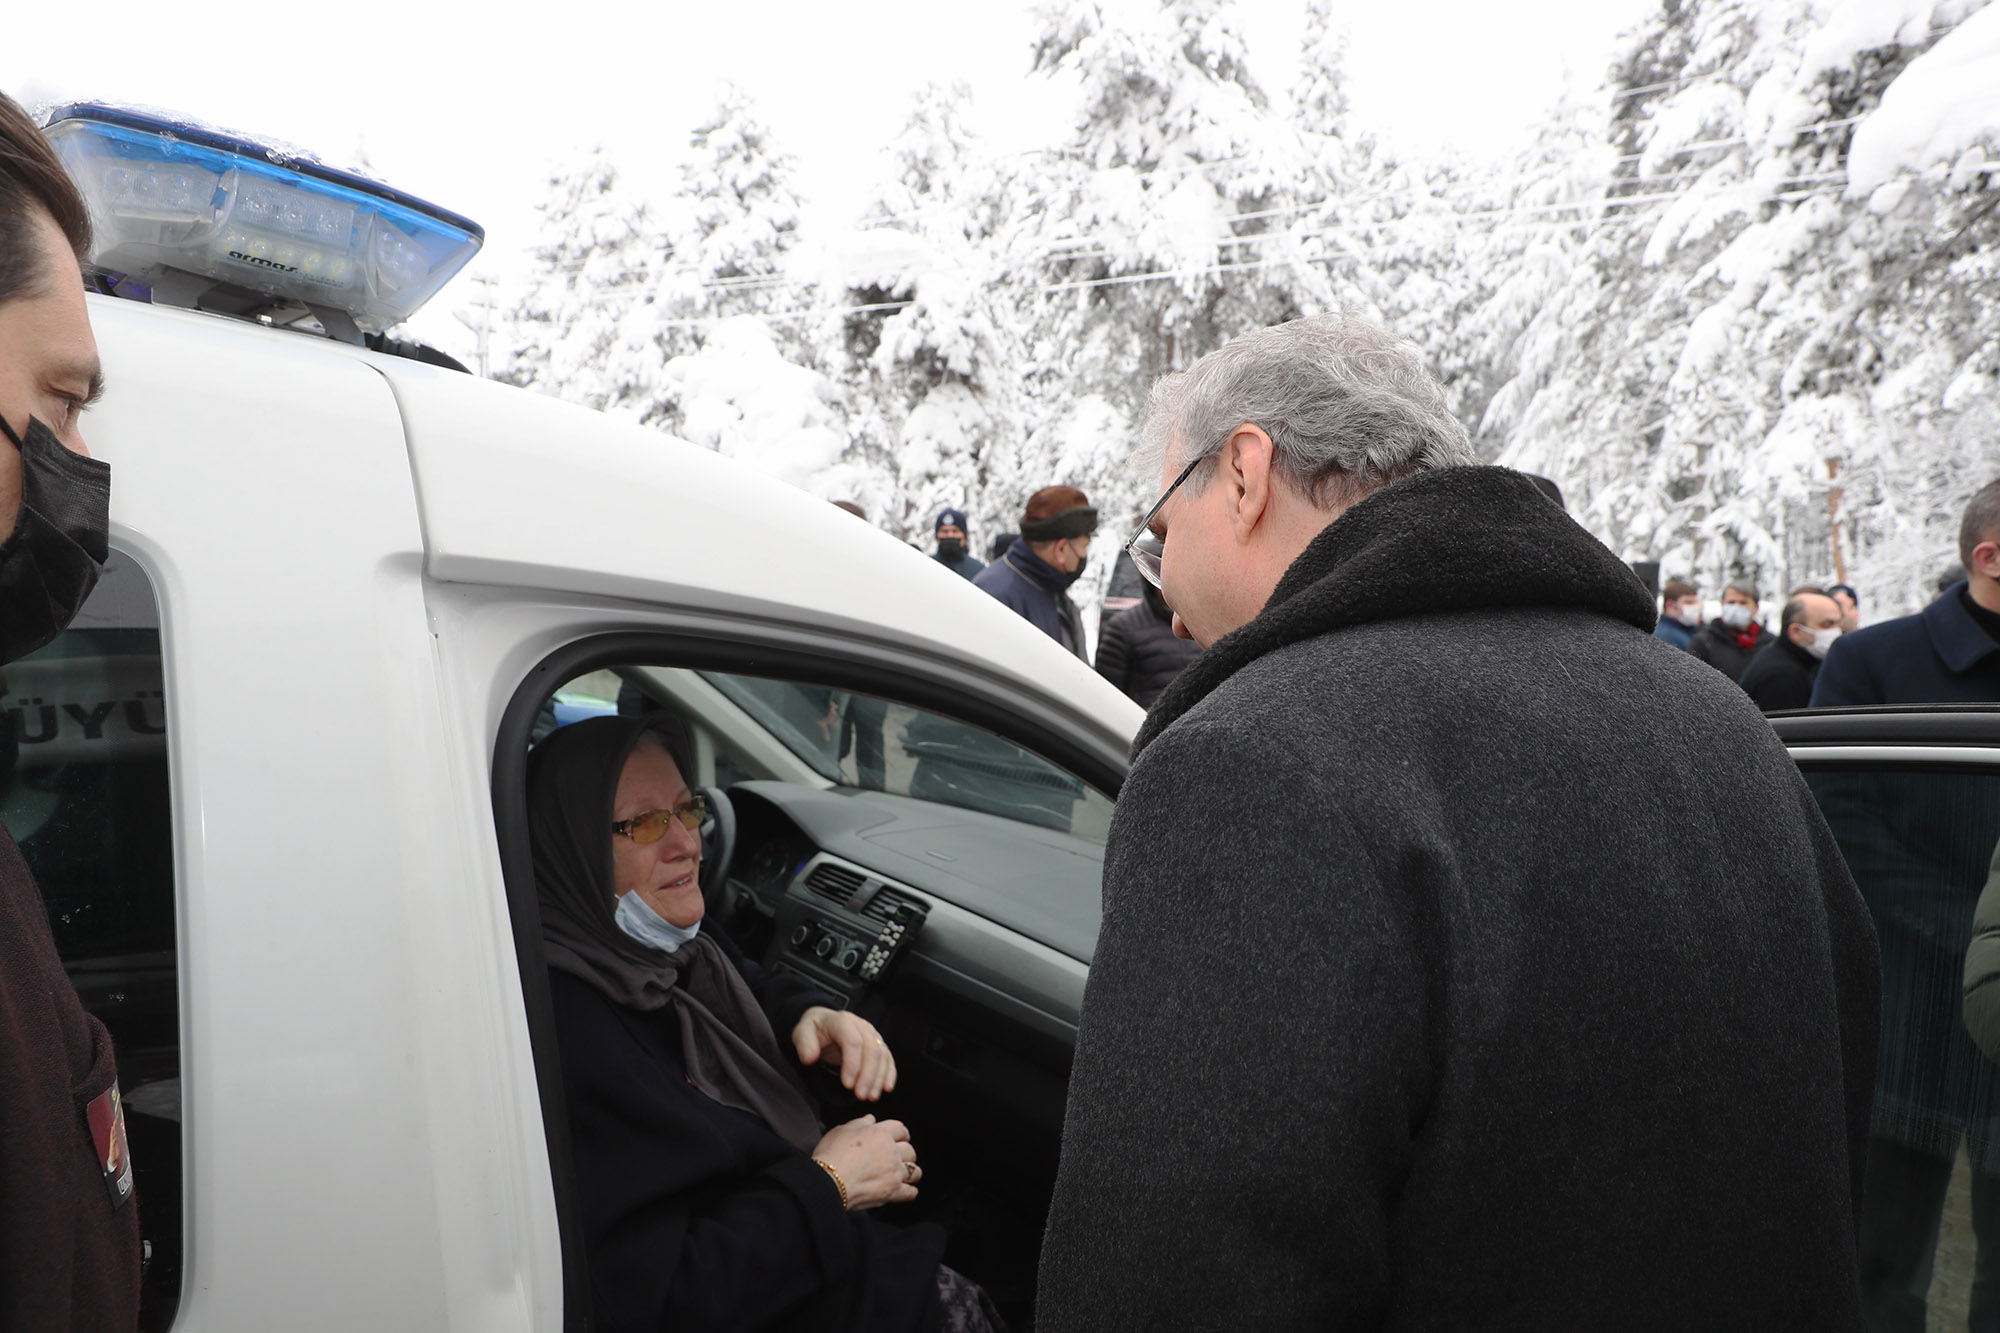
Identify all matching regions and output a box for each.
[0,414,111,666]
[937,537,967,562]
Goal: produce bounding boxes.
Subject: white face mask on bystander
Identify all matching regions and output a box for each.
[1802,626,1842,661]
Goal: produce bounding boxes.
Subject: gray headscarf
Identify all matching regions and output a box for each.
[528,713,822,1152]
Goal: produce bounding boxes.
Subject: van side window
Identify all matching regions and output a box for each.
[1,551,180,1330]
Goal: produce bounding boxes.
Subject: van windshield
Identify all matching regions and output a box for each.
[696,672,1112,842]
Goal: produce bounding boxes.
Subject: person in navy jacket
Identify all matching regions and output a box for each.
[1653,578,1703,651]
[973,487,1097,659]
[1808,479,2000,1327]
[1810,481,2000,707]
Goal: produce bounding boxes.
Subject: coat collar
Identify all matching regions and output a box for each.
[1134,466,1658,757]
[1924,582,2000,673]
[1004,542,1079,595]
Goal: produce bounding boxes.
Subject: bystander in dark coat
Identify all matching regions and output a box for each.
[1808,483,2000,1327]
[1811,582,2000,706]
[1039,466,1880,1332]
[973,544,1085,655]
[1740,589,1842,713]
[1094,583,1200,708]
[929,507,984,582]
[1739,631,1822,712]
[1689,615,1768,680]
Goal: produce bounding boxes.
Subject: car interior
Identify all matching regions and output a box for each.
[506,655,1120,1328]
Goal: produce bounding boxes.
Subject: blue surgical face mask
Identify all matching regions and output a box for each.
[614,889,701,953]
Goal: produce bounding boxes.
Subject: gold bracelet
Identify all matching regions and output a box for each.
[812,1157,849,1210]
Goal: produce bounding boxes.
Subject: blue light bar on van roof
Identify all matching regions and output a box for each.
[42,102,483,333]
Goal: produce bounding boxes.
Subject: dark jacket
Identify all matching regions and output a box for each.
[971,545,1086,659]
[1810,582,2000,706]
[1738,630,1822,712]
[1094,587,1200,708]
[1652,616,1696,650]
[550,929,943,1333]
[1038,466,1879,1333]
[931,549,986,582]
[1689,616,1769,680]
[0,823,142,1330]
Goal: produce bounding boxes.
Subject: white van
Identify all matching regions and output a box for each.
[19,103,1144,1331]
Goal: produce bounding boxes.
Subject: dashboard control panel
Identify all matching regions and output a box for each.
[768,854,930,1001]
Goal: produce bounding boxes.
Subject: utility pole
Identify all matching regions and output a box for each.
[454,272,500,378]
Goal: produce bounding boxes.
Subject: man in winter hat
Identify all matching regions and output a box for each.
[972,487,1097,659]
[1036,313,1878,1332]
[930,507,984,581]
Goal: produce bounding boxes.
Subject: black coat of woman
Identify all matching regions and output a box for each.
[529,714,945,1333]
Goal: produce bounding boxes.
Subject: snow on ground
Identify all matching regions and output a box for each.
[1848,0,2000,192]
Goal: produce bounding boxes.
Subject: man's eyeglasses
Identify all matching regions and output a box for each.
[612,796,708,845]
[1124,453,1210,589]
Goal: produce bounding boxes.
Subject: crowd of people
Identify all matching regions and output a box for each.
[1648,488,2000,712]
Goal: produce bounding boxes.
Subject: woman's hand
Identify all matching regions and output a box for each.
[813,1115,920,1210]
[792,1006,897,1102]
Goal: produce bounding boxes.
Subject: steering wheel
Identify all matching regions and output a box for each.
[697,784,737,905]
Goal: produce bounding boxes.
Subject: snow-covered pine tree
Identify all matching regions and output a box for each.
[494,149,669,420]
[817,84,1025,547]
[1010,0,1330,537]
[1486,0,2000,611]
[624,88,818,434]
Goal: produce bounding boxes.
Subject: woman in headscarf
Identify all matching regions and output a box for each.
[529,711,1004,1333]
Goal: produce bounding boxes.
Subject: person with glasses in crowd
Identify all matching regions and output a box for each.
[1036,314,1878,1332]
[528,713,1003,1333]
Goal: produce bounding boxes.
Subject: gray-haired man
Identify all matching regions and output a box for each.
[1036,315,1879,1330]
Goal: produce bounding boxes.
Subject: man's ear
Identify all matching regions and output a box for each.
[1977,540,2000,579]
[1224,423,1274,542]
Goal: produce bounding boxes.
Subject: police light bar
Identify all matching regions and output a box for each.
[42,102,483,334]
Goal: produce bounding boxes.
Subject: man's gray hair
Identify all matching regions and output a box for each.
[1138,314,1479,509]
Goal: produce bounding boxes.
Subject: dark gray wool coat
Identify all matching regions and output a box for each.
[1036,465,1881,1333]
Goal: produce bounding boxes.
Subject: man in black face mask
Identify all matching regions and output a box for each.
[930,507,984,582]
[972,486,1097,660]
[0,90,134,1330]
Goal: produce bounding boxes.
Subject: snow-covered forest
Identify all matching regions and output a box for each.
[482,0,2000,618]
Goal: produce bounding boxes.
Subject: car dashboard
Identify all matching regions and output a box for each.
[721,780,1100,1051]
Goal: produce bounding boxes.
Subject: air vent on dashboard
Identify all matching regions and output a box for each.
[805,861,868,906]
[864,886,921,923]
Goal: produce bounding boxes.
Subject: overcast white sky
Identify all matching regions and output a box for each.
[5,0,1654,297]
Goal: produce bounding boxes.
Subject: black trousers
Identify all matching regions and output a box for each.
[840,697,888,790]
[1859,1134,2000,1332]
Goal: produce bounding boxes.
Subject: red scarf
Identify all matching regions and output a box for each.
[1733,622,1763,652]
